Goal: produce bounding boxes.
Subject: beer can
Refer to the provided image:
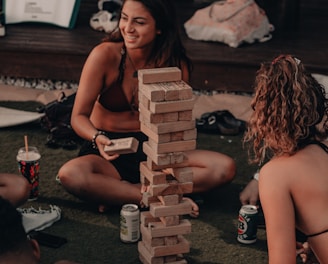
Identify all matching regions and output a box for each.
[237,205,258,244]
[120,204,140,243]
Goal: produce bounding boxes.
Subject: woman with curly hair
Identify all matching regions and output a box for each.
[244,54,328,263]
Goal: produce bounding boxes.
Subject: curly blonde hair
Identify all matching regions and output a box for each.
[244,54,328,165]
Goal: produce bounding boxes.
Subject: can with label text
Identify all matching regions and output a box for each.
[237,205,258,244]
[120,204,140,243]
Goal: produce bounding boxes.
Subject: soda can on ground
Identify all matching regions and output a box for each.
[237,204,258,244]
[120,204,140,243]
[16,146,41,201]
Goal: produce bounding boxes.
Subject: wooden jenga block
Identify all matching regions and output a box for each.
[142,192,160,207]
[159,215,180,226]
[103,137,139,155]
[139,241,164,264]
[143,142,187,166]
[148,138,196,154]
[142,120,195,135]
[139,83,166,102]
[148,181,193,196]
[143,143,172,166]
[149,97,195,114]
[141,211,160,227]
[138,67,181,84]
[139,92,150,109]
[180,128,197,141]
[157,194,182,206]
[140,162,167,185]
[147,219,191,237]
[141,123,172,143]
[151,235,190,257]
[139,104,179,123]
[139,80,193,102]
[178,110,193,121]
[164,255,187,264]
[164,167,193,183]
[165,236,179,246]
[150,199,192,217]
[146,157,189,171]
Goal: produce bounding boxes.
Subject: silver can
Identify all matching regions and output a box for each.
[237,205,258,244]
[120,204,140,243]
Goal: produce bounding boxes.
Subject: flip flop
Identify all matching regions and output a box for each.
[196,110,244,135]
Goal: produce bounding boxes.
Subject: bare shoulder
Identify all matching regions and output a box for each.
[260,157,292,183]
[88,42,122,66]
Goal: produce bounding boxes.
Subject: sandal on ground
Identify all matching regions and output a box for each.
[196,110,245,135]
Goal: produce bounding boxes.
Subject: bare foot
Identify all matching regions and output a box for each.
[183,197,199,218]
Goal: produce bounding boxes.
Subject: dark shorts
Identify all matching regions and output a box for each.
[78,131,148,184]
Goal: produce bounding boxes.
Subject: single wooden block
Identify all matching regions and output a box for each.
[142,120,196,135]
[138,241,164,264]
[138,67,181,84]
[148,181,193,196]
[149,97,195,114]
[104,137,139,155]
[141,192,160,207]
[140,123,172,143]
[141,211,160,227]
[159,215,180,227]
[157,194,182,206]
[139,104,179,124]
[140,162,167,185]
[146,157,189,171]
[150,199,192,217]
[164,167,193,183]
[164,255,187,264]
[178,110,193,121]
[179,128,197,141]
[148,138,196,154]
[143,142,172,166]
[147,219,192,238]
[169,129,197,141]
[150,235,190,257]
[139,80,193,102]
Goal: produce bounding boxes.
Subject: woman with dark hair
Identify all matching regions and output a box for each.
[244,54,328,263]
[58,0,235,215]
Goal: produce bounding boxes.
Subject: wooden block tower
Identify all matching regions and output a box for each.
[137,67,197,264]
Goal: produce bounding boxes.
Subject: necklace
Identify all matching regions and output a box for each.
[126,50,148,78]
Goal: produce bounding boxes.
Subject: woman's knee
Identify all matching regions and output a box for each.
[57,162,76,187]
[224,156,236,182]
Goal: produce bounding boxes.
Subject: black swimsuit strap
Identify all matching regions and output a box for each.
[307,228,328,238]
[307,140,328,154]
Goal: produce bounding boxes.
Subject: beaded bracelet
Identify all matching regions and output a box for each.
[91,130,106,149]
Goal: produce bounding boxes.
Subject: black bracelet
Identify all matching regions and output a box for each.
[91,131,106,149]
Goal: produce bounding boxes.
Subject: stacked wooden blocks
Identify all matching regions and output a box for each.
[137,67,197,264]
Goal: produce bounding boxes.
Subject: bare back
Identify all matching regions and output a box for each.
[260,140,328,263]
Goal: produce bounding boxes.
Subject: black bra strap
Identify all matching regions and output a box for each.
[307,140,328,154]
[307,228,328,238]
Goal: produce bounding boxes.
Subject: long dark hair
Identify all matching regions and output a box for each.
[104,0,192,74]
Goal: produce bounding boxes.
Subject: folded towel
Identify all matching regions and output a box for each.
[17,205,61,233]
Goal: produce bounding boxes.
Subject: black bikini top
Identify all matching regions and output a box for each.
[97,46,136,112]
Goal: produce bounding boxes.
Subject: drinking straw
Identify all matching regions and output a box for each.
[24,135,29,159]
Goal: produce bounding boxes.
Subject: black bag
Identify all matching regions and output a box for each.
[37,92,80,149]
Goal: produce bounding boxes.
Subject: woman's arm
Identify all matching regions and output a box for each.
[71,43,118,141]
[259,161,297,264]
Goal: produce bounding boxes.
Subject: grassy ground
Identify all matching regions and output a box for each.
[0,101,302,264]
